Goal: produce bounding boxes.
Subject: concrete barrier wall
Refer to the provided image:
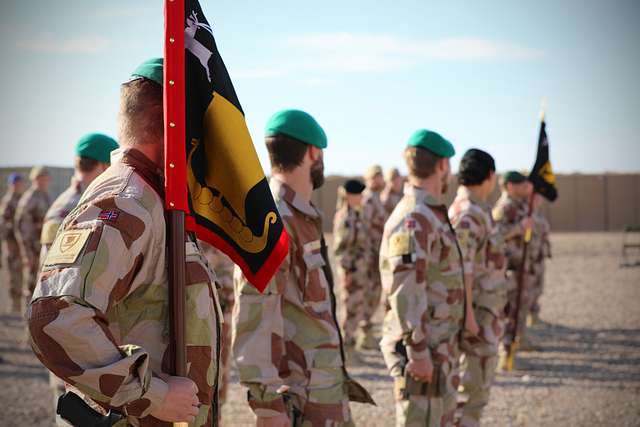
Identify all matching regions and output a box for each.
[0,167,637,232]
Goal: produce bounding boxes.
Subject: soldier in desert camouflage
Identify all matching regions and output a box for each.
[449,149,507,427]
[379,129,471,427]
[527,194,551,326]
[360,164,388,350]
[333,179,369,361]
[492,171,534,366]
[0,173,26,312]
[232,109,374,427]
[381,167,404,215]
[27,58,222,426]
[15,166,51,308]
[38,132,118,427]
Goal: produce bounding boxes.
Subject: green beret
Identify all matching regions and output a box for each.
[75,133,119,163]
[407,129,455,158]
[265,109,327,149]
[130,58,163,86]
[503,171,527,184]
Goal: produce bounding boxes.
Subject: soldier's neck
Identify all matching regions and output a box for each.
[273,170,313,203]
[409,175,442,201]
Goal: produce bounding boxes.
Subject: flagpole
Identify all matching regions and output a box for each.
[164,1,189,426]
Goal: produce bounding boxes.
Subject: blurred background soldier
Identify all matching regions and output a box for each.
[14,166,51,311]
[199,242,235,411]
[381,167,404,215]
[492,171,534,369]
[333,179,369,363]
[38,132,118,427]
[233,109,373,427]
[449,149,507,427]
[0,173,26,313]
[379,129,465,427]
[527,193,551,326]
[360,164,387,350]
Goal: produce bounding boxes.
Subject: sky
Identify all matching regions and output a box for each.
[0,0,639,175]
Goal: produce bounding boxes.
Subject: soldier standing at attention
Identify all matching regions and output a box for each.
[492,171,534,367]
[527,193,551,326]
[381,167,404,215]
[448,149,507,427]
[232,109,373,427]
[15,166,51,309]
[379,129,468,427]
[27,58,222,426]
[38,132,118,427]
[0,173,26,313]
[360,164,387,350]
[333,179,370,362]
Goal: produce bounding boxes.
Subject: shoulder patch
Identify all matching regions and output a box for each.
[388,232,411,257]
[44,229,92,266]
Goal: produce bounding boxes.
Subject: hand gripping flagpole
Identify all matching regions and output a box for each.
[164,1,189,426]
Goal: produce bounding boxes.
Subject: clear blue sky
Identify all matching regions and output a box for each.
[0,0,638,175]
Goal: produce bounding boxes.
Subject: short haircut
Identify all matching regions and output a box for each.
[265,133,309,172]
[118,78,163,145]
[458,149,496,186]
[75,156,101,173]
[404,146,440,179]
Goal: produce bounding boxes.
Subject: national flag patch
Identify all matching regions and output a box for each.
[98,210,120,221]
[405,218,417,230]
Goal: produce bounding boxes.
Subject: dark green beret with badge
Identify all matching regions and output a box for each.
[265,109,327,149]
[503,170,527,184]
[407,129,455,158]
[75,133,119,163]
[130,57,163,86]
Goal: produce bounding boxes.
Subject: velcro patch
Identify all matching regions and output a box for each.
[388,232,411,257]
[44,229,92,266]
[404,218,416,230]
[98,210,120,221]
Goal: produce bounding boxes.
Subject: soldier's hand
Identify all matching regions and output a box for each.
[150,376,200,423]
[256,413,291,427]
[465,313,480,336]
[406,357,433,383]
[520,217,533,233]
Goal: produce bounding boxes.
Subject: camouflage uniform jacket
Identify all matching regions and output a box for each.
[492,192,528,270]
[40,178,84,254]
[362,188,387,260]
[529,209,551,273]
[379,184,465,373]
[0,190,21,240]
[15,186,50,246]
[332,205,370,272]
[233,178,369,417]
[381,188,403,216]
[27,148,222,427]
[449,187,507,317]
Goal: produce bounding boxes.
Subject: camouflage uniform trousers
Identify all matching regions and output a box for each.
[15,235,40,307]
[458,308,505,427]
[283,384,356,427]
[394,337,461,427]
[360,255,382,336]
[337,265,367,348]
[1,237,23,311]
[502,271,533,347]
[528,263,545,316]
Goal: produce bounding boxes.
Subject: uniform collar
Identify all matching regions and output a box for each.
[111,148,164,197]
[403,182,442,207]
[270,177,320,219]
[457,186,490,210]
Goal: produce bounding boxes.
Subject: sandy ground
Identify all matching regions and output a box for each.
[1,232,639,426]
